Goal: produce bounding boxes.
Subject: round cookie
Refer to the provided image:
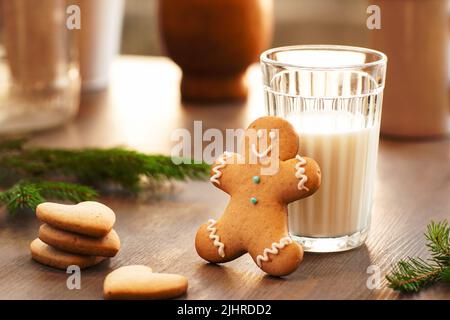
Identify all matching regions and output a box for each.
[39,224,121,257]
[103,265,188,300]
[195,116,321,276]
[36,201,116,237]
[30,238,106,270]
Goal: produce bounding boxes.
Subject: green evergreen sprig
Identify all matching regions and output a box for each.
[0,181,98,214]
[0,139,210,214]
[386,220,450,293]
[425,220,450,265]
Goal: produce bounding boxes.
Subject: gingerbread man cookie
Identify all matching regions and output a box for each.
[195,116,321,276]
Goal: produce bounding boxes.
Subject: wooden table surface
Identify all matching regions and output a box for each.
[0,56,449,300]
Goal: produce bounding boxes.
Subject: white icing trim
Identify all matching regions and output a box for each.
[206,219,225,258]
[257,129,264,138]
[295,155,309,192]
[251,130,277,159]
[256,237,293,267]
[210,152,230,185]
[251,143,273,159]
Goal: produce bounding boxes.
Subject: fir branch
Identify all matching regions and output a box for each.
[0,138,26,152]
[37,181,98,203]
[425,220,450,265]
[0,139,210,214]
[386,257,442,293]
[0,182,45,214]
[0,147,210,191]
[386,219,450,293]
[0,181,98,214]
[440,266,450,283]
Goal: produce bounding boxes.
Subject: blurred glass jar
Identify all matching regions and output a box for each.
[0,0,80,134]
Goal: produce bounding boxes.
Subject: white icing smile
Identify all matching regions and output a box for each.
[251,130,277,159]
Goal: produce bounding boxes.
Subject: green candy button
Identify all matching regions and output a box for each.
[250,197,258,205]
[252,176,260,184]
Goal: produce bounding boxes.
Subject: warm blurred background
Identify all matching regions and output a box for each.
[121,0,369,56]
[0,0,449,138]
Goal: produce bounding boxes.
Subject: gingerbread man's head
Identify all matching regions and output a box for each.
[243,116,299,161]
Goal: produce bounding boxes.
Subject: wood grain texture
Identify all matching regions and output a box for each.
[0,56,448,300]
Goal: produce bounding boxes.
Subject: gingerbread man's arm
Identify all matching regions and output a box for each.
[276,156,321,203]
[209,152,242,195]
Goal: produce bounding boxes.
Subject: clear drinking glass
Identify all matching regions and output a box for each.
[0,0,80,134]
[261,45,387,252]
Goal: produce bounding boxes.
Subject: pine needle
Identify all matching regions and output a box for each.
[0,147,209,189]
[37,181,98,203]
[0,182,45,214]
[0,181,98,214]
[425,220,450,265]
[386,257,442,293]
[386,219,450,293]
[0,139,210,214]
[440,267,450,282]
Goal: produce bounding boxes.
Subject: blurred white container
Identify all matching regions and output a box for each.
[78,0,125,91]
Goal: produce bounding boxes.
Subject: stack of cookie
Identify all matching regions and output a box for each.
[30,201,121,270]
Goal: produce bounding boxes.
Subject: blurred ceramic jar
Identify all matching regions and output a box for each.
[371,0,449,138]
[159,0,273,103]
[0,0,80,134]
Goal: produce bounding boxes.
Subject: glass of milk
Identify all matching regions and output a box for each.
[260,45,387,252]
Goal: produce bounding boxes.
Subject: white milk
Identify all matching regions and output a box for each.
[287,111,380,238]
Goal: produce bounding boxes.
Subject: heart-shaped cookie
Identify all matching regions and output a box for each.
[103,265,188,300]
[36,201,116,237]
[30,238,105,270]
[39,224,121,257]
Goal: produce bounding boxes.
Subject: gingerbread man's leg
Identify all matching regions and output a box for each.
[248,236,303,277]
[195,219,246,264]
